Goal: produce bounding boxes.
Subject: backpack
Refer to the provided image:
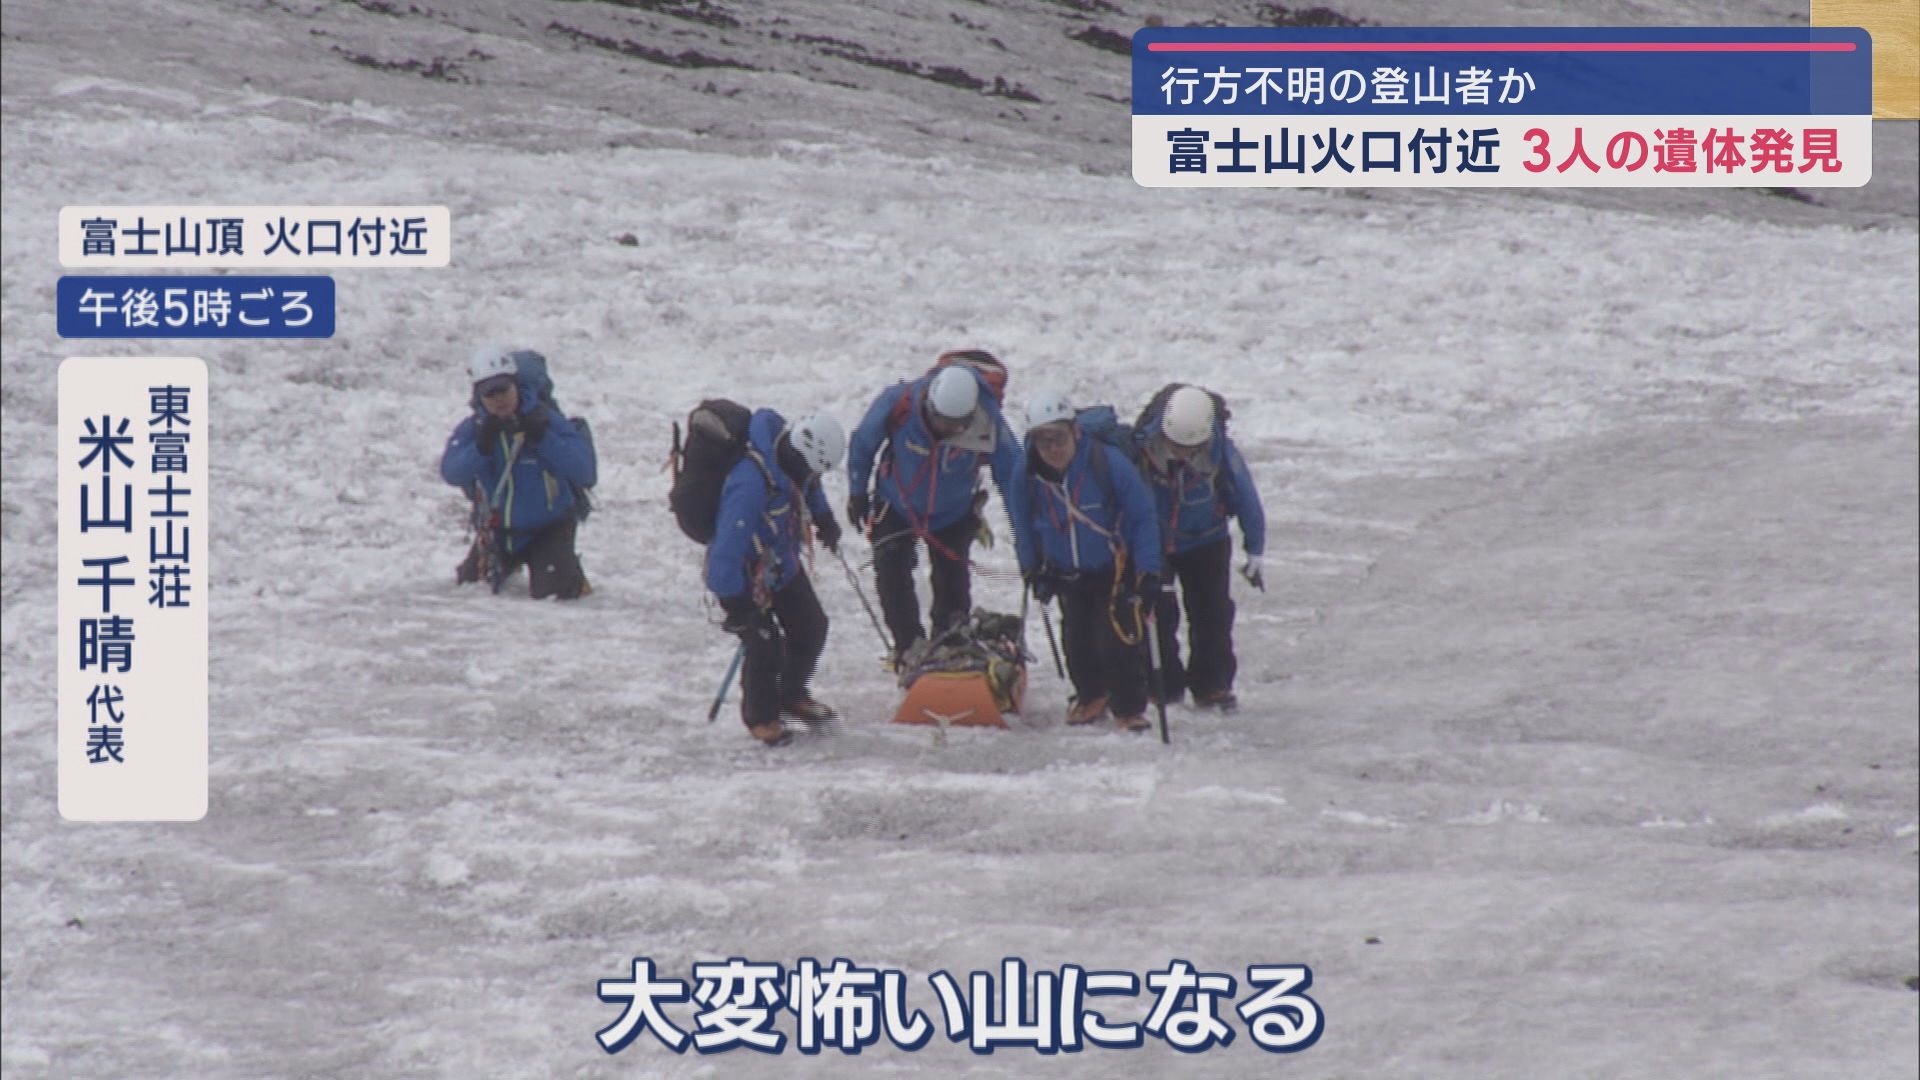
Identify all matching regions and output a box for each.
[1074,405,1139,465]
[885,350,1010,435]
[932,349,1008,403]
[483,349,597,523]
[668,399,763,545]
[1073,404,1140,504]
[511,350,561,413]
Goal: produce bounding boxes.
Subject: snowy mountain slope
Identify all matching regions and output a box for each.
[3,1,1916,1078]
[3,0,1912,219]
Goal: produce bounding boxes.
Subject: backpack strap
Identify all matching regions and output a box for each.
[873,384,970,566]
[739,444,795,604]
[1026,442,1125,569]
[1082,446,1127,578]
[745,446,782,504]
[1088,439,1117,509]
[885,388,914,436]
[488,432,525,509]
[874,383,918,490]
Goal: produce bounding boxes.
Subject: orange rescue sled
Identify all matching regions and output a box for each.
[890,611,1030,730]
[893,668,1026,729]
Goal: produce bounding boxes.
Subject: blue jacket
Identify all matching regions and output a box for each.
[846,371,1021,532]
[1134,416,1266,558]
[706,409,832,601]
[440,379,596,553]
[1009,434,1163,579]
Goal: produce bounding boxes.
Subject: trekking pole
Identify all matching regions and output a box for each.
[833,547,893,657]
[707,643,745,723]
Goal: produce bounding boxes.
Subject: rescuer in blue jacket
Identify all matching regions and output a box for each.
[844,353,1020,664]
[441,347,597,599]
[706,409,846,746]
[1132,384,1266,713]
[1009,389,1163,734]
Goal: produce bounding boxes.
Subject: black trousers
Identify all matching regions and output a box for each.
[514,517,587,600]
[1152,538,1237,701]
[870,503,976,658]
[734,571,829,730]
[1057,573,1149,719]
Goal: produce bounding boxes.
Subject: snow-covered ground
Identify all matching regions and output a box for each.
[3,2,1916,1077]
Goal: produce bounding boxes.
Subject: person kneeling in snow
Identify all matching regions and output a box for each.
[1131,384,1266,713]
[708,410,847,746]
[1009,390,1164,734]
[441,347,596,599]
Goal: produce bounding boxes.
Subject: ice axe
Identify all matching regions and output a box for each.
[1038,595,1065,679]
[1144,588,1173,745]
[707,643,745,724]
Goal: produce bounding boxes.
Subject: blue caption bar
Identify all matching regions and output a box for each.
[1134,27,1872,116]
[57,276,335,338]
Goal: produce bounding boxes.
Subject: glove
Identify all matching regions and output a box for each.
[719,594,772,638]
[1133,571,1162,603]
[1241,555,1265,591]
[814,512,842,555]
[1025,569,1058,605]
[519,405,550,447]
[475,413,508,456]
[971,491,994,549]
[846,494,871,530]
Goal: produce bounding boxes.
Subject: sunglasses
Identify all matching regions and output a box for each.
[477,376,515,398]
[1030,427,1073,449]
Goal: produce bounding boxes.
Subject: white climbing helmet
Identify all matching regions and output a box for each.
[788,414,846,475]
[1024,388,1076,433]
[1162,386,1216,448]
[467,345,517,386]
[927,365,980,421]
